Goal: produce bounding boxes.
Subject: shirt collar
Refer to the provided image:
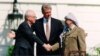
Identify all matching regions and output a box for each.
[43,17,51,23]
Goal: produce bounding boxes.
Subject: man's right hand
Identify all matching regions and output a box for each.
[8,31,16,39]
[43,44,52,51]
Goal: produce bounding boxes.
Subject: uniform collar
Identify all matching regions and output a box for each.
[70,24,76,30]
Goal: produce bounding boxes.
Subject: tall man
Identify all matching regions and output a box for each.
[10,10,51,56]
[33,4,64,56]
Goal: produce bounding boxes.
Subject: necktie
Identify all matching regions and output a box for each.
[46,21,50,41]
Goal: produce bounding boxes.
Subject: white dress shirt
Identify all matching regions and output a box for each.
[43,17,51,40]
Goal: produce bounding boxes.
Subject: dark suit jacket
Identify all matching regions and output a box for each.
[33,17,64,55]
[12,21,44,56]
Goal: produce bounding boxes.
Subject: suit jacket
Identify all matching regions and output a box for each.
[13,21,44,56]
[33,17,64,55]
[52,26,86,56]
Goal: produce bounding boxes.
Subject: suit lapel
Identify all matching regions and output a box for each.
[24,21,32,31]
[39,18,47,40]
[49,18,54,41]
[41,18,46,37]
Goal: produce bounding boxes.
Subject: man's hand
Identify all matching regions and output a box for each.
[43,44,52,51]
[8,31,16,39]
[51,43,59,51]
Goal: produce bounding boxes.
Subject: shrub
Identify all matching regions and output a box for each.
[6,45,14,56]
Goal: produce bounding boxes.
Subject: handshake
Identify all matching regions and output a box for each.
[43,44,53,52]
[8,31,58,52]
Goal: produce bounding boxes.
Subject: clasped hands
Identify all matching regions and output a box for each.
[43,44,53,52]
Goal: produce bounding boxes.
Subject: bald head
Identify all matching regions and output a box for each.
[25,10,37,24]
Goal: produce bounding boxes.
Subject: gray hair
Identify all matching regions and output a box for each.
[41,3,52,13]
[25,10,35,21]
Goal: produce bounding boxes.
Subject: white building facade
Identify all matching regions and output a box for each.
[0,0,100,56]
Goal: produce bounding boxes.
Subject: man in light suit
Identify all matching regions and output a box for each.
[51,13,86,56]
[33,4,64,56]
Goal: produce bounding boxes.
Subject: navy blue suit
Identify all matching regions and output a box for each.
[33,18,64,56]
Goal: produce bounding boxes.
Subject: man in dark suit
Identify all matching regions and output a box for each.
[33,4,64,56]
[11,10,51,56]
